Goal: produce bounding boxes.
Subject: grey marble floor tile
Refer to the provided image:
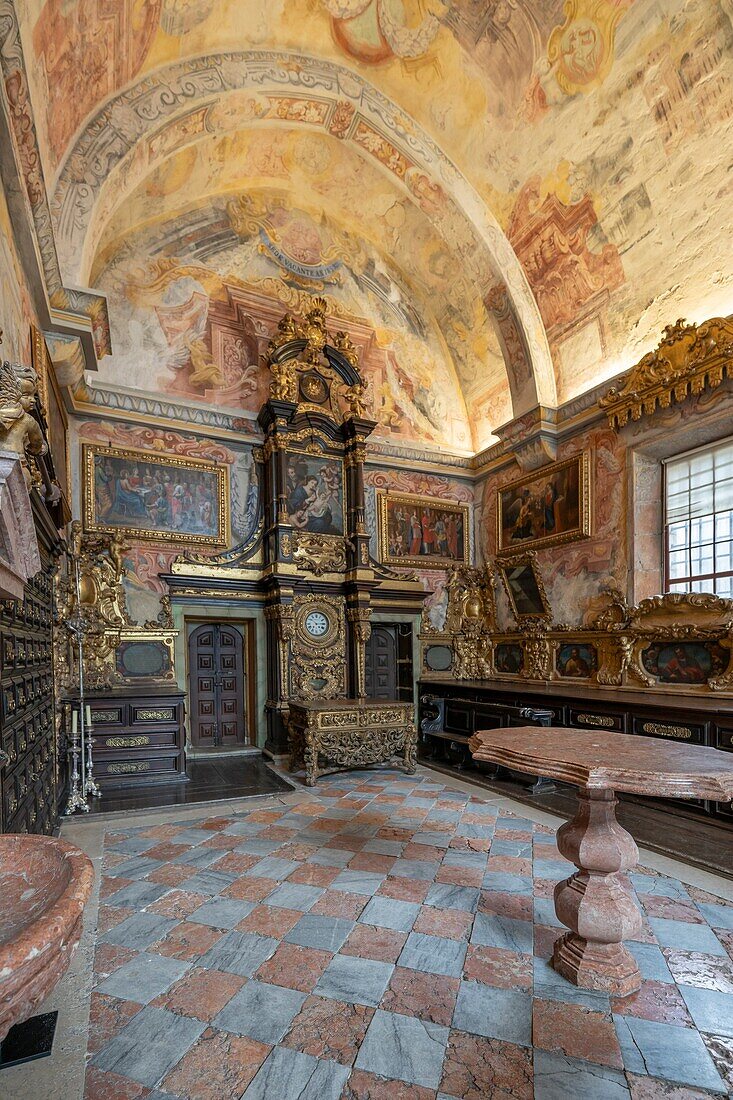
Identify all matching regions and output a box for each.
[533,858,574,880]
[214,979,307,1043]
[390,859,439,882]
[331,869,385,896]
[314,953,393,1007]
[629,874,688,899]
[96,952,191,1004]
[533,898,564,929]
[265,882,324,911]
[354,1009,448,1089]
[532,957,610,1010]
[490,838,532,858]
[284,913,354,952]
[188,898,256,929]
[105,856,163,880]
[173,828,217,846]
[359,896,420,933]
[471,913,533,954]
[453,980,531,1046]
[198,930,278,976]
[398,932,467,978]
[101,912,178,951]
[534,1051,630,1100]
[648,918,726,955]
[170,846,225,869]
[243,1046,349,1099]
[245,856,300,879]
[696,901,733,929]
[442,849,487,870]
[627,942,674,983]
[107,836,160,855]
[412,831,453,849]
[496,817,533,831]
[235,838,283,856]
[614,1014,726,1092]
[481,871,532,895]
[425,883,480,913]
[92,1005,205,1087]
[363,839,405,855]
[307,848,353,867]
[104,881,170,909]
[223,820,265,837]
[678,984,733,1037]
[181,869,237,896]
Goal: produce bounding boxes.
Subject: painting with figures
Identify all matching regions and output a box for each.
[377,492,469,569]
[84,445,228,545]
[498,453,591,553]
[286,451,345,536]
[642,641,729,686]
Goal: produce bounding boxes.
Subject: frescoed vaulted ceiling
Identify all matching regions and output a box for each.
[12,0,733,455]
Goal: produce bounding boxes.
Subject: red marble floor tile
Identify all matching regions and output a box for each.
[377,877,430,903]
[440,1030,533,1100]
[463,945,533,991]
[662,949,733,994]
[533,879,556,899]
[449,836,492,852]
[341,924,408,964]
[688,886,733,906]
[534,844,563,860]
[532,999,623,1069]
[533,924,560,960]
[308,819,343,833]
[393,807,427,821]
[222,875,278,901]
[236,905,303,938]
[147,863,196,887]
[278,843,319,862]
[355,812,388,824]
[281,994,373,1064]
[144,842,193,862]
[702,1033,733,1094]
[247,809,284,822]
[149,889,208,920]
[87,993,143,1054]
[136,823,186,840]
[97,905,135,934]
[213,852,260,875]
[348,851,396,874]
[486,855,532,876]
[84,1067,150,1100]
[152,966,245,1021]
[254,942,332,992]
[626,1073,717,1099]
[311,890,368,919]
[461,812,495,825]
[611,979,694,1026]
[288,863,340,887]
[493,828,533,842]
[435,865,483,888]
[200,817,233,831]
[342,1069,436,1099]
[99,876,131,900]
[377,826,414,842]
[93,943,138,979]
[413,906,472,941]
[259,825,296,840]
[102,851,129,871]
[199,833,242,851]
[151,921,224,961]
[290,802,323,816]
[381,966,460,1027]
[639,894,705,923]
[402,843,446,863]
[479,890,533,921]
[377,795,408,806]
[324,835,367,851]
[161,1027,270,1100]
[716,929,733,961]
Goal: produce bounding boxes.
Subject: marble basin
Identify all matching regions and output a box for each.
[0,835,93,1042]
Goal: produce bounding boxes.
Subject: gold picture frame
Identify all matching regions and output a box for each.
[497,551,551,622]
[377,491,470,570]
[497,452,591,554]
[83,444,228,545]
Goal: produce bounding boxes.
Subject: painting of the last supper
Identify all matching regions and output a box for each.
[84,445,228,544]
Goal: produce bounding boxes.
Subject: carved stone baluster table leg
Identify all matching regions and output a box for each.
[304,723,319,787]
[552,787,642,997]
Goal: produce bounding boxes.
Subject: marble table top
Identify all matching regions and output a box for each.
[469,726,733,801]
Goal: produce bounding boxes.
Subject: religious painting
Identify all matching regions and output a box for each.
[641,641,730,686]
[497,553,551,622]
[556,642,598,679]
[285,450,345,536]
[494,643,524,675]
[497,453,591,554]
[83,445,228,545]
[377,492,470,570]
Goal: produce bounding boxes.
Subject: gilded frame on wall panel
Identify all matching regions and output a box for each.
[83,444,229,546]
[377,491,470,570]
[497,452,591,554]
[497,552,551,623]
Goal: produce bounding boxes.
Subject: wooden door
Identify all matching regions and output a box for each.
[189,623,247,749]
[365,626,398,699]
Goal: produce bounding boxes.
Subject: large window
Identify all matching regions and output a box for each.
[665,438,733,597]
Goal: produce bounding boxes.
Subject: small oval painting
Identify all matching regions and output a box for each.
[556,643,598,679]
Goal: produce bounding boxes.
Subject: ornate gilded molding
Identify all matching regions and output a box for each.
[601,315,733,428]
[291,533,347,576]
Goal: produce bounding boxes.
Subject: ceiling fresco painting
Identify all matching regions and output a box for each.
[11,0,733,455]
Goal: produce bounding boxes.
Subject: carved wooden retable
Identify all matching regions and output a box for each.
[288,699,416,786]
[469,726,733,996]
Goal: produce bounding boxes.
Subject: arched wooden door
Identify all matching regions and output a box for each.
[189,623,247,749]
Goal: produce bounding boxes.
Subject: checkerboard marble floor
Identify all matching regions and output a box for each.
[84,770,733,1099]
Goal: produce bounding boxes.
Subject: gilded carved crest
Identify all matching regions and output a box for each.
[600,315,733,428]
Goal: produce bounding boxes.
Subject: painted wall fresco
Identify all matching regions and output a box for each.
[0,181,34,363]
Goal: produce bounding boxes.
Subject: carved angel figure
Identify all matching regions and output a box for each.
[345,381,369,418]
[0,360,46,484]
[270,358,297,402]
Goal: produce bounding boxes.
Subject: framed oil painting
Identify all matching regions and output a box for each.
[285,449,345,536]
[497,552,551,622]
[641,641,729,686]
[377,492,470,570]
[556,642,598,679]
[497,452,591,554]
[494,642,524,675]
[83,445,228,545]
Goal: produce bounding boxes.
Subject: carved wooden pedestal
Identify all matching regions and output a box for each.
[469,725,733,995]
[552,788,642,995]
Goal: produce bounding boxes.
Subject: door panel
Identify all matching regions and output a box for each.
[189,623,247,749]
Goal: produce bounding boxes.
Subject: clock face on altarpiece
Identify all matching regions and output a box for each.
[304,610,330,638]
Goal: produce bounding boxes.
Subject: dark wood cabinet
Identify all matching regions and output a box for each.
[419,678,733,823]
[84,689,187,790]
